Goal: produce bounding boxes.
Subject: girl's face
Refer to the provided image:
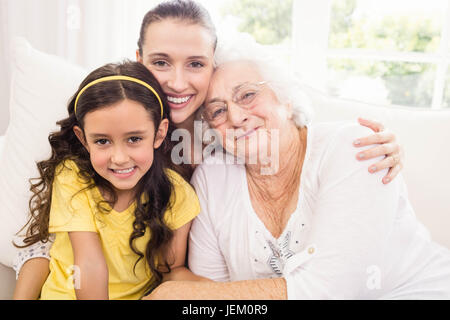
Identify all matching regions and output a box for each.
[137,19,215,127]
[74,99,168,197]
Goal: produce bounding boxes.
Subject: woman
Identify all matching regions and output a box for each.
[13,0,404,299]
[134,0,401,180]
[145,51,450,299]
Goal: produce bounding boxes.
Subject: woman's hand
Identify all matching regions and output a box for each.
[354,118,404,184]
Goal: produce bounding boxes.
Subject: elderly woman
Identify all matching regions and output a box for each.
[147,46,450,299]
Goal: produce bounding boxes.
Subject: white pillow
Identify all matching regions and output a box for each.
[0,37,87,267]
[304,86,450,248]
[0,136,5,155]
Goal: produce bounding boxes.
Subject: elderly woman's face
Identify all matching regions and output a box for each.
[204,60,293,162]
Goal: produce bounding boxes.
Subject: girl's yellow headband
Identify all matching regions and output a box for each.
[74,75,164,119]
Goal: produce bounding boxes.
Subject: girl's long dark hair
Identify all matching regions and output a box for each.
[17,60,185,291]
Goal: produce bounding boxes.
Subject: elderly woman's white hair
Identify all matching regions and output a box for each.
[212,31,314,128]
[194,31,315,145]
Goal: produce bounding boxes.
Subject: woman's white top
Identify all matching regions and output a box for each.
[188,122,450,299]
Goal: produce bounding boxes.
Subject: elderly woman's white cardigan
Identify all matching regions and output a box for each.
[188,121,450,299]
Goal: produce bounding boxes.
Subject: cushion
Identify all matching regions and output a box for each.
[305,86,450,248]
[0,135,5,154]
[0,37,87,267]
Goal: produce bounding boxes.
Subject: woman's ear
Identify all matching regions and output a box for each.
[136,50,143,63]
[154,119,169,149]
[73,126,90,153]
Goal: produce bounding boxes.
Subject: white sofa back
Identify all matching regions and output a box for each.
[0,136,4,154]
[305,86,450,248]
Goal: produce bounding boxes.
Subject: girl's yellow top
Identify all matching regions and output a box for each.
[40,160,200,300]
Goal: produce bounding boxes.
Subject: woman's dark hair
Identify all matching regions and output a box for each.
[137,0,217,57]
[17,60,184,291]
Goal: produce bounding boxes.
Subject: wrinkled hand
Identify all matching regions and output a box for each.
[354,118,404,184]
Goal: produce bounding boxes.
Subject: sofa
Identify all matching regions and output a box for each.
[0,38,449,299]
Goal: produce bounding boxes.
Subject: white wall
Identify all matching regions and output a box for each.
[1,1,63,135]
[0,0,166,135]
[0,0,236,135]
[0,0,12,135]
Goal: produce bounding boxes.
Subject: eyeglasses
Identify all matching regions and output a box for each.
[202,81,267,126]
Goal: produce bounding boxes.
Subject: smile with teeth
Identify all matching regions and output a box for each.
[167,95,192,104]
[111,167,136,174]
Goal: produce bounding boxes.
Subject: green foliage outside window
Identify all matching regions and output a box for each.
[328,0,443,107]
[222,0,449,107]
[221,0,293,45]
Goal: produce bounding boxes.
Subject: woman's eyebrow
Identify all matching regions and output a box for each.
[205,83,250,105]
[147,53,209,60]
[147,52,169,59]
[187,55,209,60]
[232,82,250,94]
[205,97,226,105]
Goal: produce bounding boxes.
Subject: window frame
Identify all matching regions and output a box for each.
[291,0,450,109]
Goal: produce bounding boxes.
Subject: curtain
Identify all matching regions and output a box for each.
[0,0,160,135]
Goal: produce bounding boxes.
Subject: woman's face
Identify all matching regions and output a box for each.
[204,60,293,163]
[137,19,215,127]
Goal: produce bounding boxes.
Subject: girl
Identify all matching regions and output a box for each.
[13,0,403,299]
[14,61,204,299]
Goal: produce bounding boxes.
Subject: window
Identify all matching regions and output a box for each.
[327,0,450,109]
[219,0,450,109]
[219,0,293,46]
[215,0,294,62]
[294,0,450,109]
